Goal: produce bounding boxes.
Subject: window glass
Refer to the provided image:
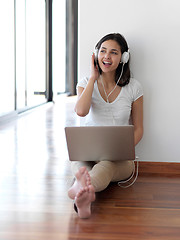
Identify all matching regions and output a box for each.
[16,0,26,110]
[26,0,46,106]
[0,1,15,116]
[53,0,66,97]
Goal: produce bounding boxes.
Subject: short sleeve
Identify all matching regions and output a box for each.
[130,78,143,101]
[76,77,89,90]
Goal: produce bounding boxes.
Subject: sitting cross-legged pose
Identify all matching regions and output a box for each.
[68,33,143,218]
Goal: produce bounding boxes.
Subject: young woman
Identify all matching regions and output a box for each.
[68,33,143,218]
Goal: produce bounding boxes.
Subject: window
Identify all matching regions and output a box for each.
[0,1,15,116]
[26,0,46,107]
[53,0,66,96]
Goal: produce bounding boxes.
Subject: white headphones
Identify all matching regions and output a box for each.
[95,48,130,64]
[120,49,130,64]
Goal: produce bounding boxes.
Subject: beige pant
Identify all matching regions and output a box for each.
[71,160,134,192]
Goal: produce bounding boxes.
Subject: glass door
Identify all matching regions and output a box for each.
[0,1,15,116]
[26,0,46,107]
[16,0,26,110]
[16,0,47,112]
[53,0,66,99]
[0,0,66,119]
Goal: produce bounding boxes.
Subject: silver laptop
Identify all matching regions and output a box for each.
[65,125,135,161]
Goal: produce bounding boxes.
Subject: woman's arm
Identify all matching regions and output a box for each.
[131,96,143,146]
[74,53,99,117]
[74,79,96,117]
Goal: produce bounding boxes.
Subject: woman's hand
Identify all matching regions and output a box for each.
[74,53,100,117]
[90,53,100,82]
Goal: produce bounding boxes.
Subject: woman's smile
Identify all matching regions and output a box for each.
[98,40,121,73]
[102,60,112,67]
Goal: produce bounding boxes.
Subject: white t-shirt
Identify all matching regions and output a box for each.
[77,77,143,126]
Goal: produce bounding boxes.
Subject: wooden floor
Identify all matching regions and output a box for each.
[0,95,180,240]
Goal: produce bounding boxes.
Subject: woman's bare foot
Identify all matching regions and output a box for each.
[75,185,95,219]
[68,167,91,199]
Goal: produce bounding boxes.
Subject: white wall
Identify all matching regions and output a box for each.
[78,0,180,162]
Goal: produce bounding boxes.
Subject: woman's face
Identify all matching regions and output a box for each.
[98,40,122,74]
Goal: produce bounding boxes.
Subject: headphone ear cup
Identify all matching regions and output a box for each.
[121,51,129,64]
[94,48,98,62]
[94,48,99,67]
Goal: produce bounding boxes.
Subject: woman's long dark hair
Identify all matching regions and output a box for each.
[95,33,130,87]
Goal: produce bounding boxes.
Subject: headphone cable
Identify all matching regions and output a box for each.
[118,157,139,188]
[100,63,125,102]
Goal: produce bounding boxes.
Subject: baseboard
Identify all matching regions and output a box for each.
[138,161,180,176]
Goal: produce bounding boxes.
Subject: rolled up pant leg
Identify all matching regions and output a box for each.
[89,160,134,192]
